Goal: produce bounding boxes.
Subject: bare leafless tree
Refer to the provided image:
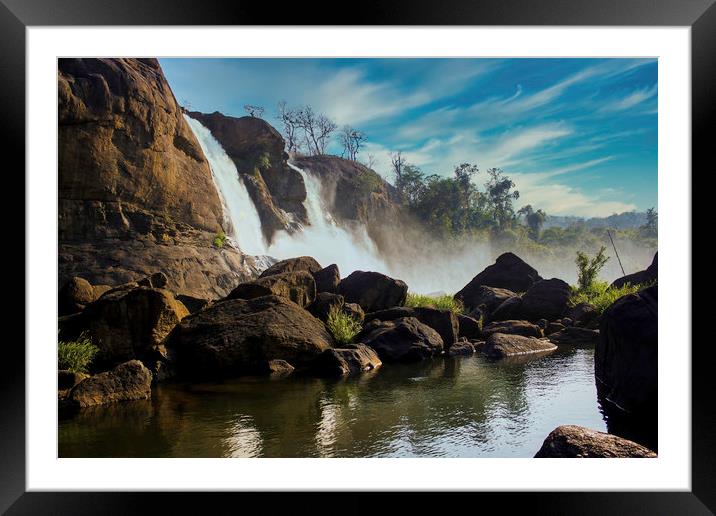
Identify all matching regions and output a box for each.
[390,151,406,186]
[297,106,336,156]
[339,125,366,161]
[244,105,265,118]
[362,154,377,170]
[276,100,301,154]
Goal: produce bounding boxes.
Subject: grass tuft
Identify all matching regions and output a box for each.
[404,292,465,314]
[58,333,99,374]
[326,304,362,345]
[213,231,227,249]
[569,280,655,315]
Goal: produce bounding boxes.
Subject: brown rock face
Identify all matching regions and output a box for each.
[227,270,317,307]
[186,111,307,240]
[66,360,153,409]
[168,295,334,378]
[534,425,656,458]
[58,58,258,298]
[338,271,408,313]
[259,256,322,278]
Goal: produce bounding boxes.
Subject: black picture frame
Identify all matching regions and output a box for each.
[4,0,711,513]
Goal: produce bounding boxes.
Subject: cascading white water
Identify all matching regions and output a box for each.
[268,164,391,276]
[184,115,267,256]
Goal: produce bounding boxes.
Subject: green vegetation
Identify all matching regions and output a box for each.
[326,304,362,345]
[570,280,655,314]
[213,231,227,249]
[575,246,610,291]
[58,333,99,374]
[355,169,384,195]
[405,292,465,314]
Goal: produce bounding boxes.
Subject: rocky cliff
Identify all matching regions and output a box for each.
[186,111,308,241]
[58,58,258,298]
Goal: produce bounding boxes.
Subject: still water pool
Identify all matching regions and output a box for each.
[59,348,606,457]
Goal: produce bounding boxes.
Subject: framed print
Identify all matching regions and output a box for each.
[5,0,713,513]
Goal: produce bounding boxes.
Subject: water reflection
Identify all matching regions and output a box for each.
[59,349,607,458]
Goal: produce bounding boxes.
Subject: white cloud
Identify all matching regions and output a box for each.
[600,84,657,112]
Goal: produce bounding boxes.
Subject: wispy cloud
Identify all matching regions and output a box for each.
[600,85,657,112]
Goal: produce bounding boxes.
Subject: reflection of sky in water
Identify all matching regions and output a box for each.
[59,349,606,458]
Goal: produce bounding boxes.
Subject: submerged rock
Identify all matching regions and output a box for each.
[168,295,334,378]
[338,271,408,313]
[454,253,541,310]
[228,271,316,307]
[258,359,295,377]
[534,425,656,458]
[447,340,476,357]
[483,333,556,359]
[310,344,382,377]
[356,317,443,363]
[66,360,152,409]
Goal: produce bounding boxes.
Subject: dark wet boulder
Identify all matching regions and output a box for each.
[596,285,657,417]
[65,360,152,409]
[483,333,556,359]
[364,306,458,348]
[310,344,382,377]
[517,278,572,322]
[228,271,316,307]
[548,327,599,347]
[482,320,542,338]
[258,359,295,377]
[447,340,476,357]
[545,321,566,336]
[611,252,657,289]
[457,314,482,341]
[167,295,334,378]
[175,294,211,314]
[454,253,541,310]
[534,425,656,458]
[488,296,523,322]
[337,271,408,313]
[313,263,340,294]
[306,292,364,323]
[356,317,443,363]
[563,302,598,328]
[457,285,519,315]
[58,286,189,368]
[259,256,322,278]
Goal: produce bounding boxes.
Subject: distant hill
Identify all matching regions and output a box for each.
[543,211,649,230]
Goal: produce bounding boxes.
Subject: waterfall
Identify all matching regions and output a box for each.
[184,115,267,256]
[267,164,390,276]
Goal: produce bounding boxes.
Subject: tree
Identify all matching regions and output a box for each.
[362,154,377,170]
[484,168,520,229]
[296,106,336,155]
[575,246,610,291]
[518,204,547,240]
[640,207,658,238]
[244,105,265,118]
[339,125,366,161]
[276,100,301,153]
[390,152,407,198]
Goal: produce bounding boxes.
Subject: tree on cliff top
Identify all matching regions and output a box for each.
[339,125,366,161]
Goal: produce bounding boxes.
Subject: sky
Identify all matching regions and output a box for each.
[160,58,657,218]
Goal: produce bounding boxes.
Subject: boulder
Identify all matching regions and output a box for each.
[483,333,557,359]
[454,253,541,310]
[306,292,364,323]
[338,271,408,313]
[66,360,152,408]
[59,286,189,367]
[596,285,657,417]
[364,307,458,348]
[611,252,657,289]
[482,320,542,339]
[457,285,519,315]
[58,277,96,315]
[167,295,334,378]
[259,256,322,278]
[313,263,340,294]
[517,278,572,322]
[137,271,169,289]
[58,370,89,391]
[175,294,211,314]
[356,317,443,363]
[563,302,598,328]
[488,296,523,322]
[457,314,483,341]
[258,359,295,377]
[545,322,566,336]
[310,344,382,377]
[534,425,656,458]
[548,327,600,347]
[447,341,476,357]
[228,271,316,307]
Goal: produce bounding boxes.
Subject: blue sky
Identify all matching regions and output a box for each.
[160,58,657,217]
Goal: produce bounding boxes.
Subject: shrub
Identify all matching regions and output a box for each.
[326,303,362,345]
[575,246,609,291]
[405,293,465,314]
[569,280,655,315]
[58,333,99,373]
[213,231,227,248]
